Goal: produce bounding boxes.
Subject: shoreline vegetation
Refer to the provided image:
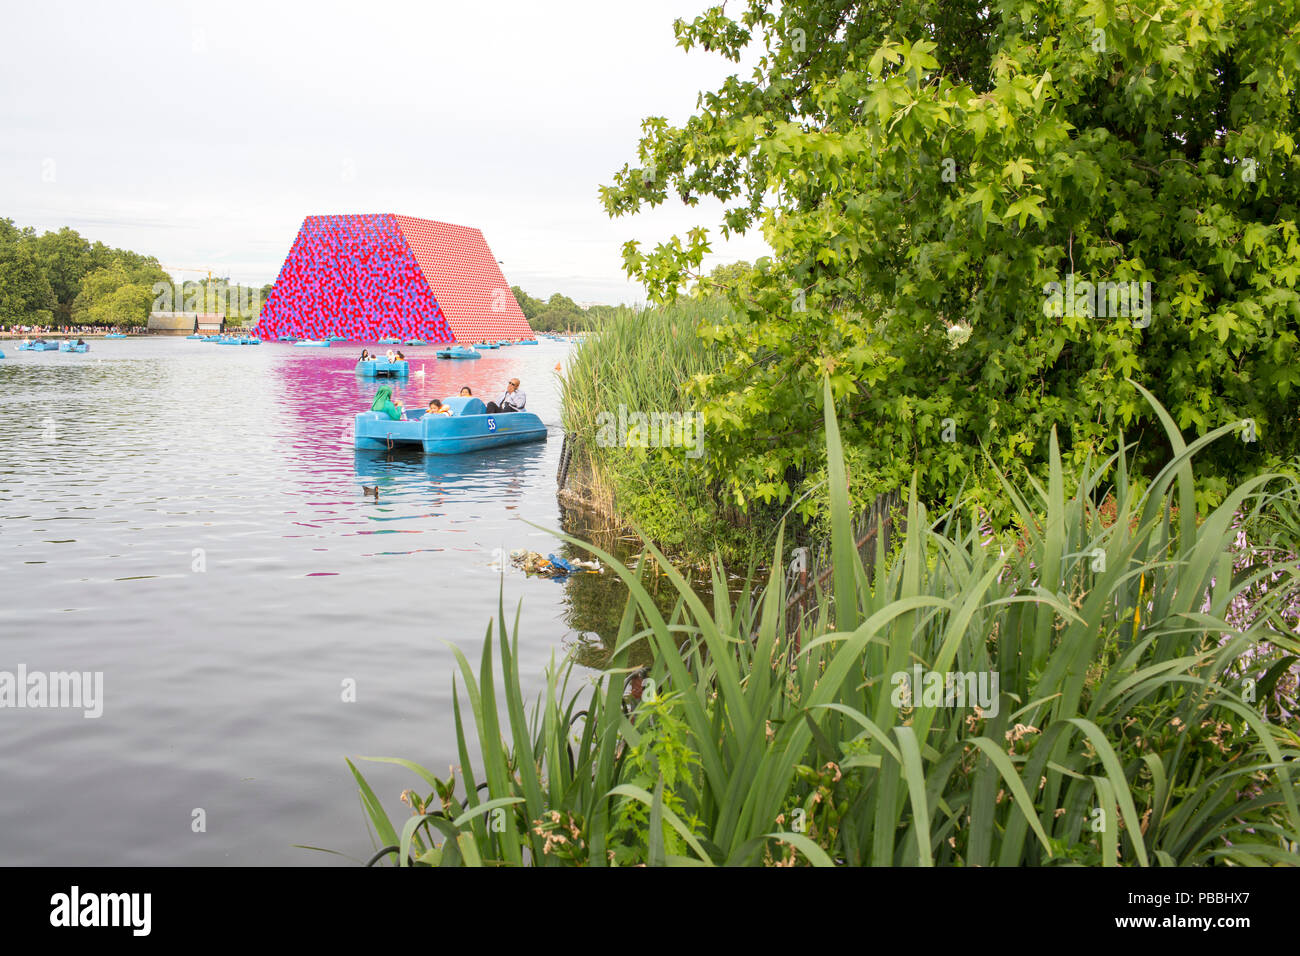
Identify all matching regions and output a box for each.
[0,217,268,329]
[344,0,1300,866]
[349,380,1300,866]
[556,293,773,564]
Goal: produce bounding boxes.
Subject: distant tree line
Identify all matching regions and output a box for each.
[510,286,624,332]
[0,219,621,331]
[0,219,267,328]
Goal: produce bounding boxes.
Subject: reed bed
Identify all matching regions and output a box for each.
[558,297,758,557]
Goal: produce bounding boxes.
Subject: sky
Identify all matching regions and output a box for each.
[0,0,773,305]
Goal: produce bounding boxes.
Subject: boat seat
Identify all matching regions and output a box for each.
[441,397,487,416]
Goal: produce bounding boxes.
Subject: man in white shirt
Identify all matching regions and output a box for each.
[486,378,526,413]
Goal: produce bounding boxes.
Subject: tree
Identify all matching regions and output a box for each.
[511,285,544,319]
[73,263,153,326]
[34,227,90,322]
[0,219,56,325]
[602,0,1300,519]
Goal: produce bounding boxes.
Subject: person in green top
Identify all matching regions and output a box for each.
[370,386,405,420]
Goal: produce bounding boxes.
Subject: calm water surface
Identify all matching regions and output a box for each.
[0,338,617,865]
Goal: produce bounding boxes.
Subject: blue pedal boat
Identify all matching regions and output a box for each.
[519,339,539,345]
[104,333,127,339]
[404,339,427,346]
[436,346,481,359]
[294,339,331,347]
[356,359,409,378]
[354,396,547,455]
[29,340,61,351]
[59,342,90,352]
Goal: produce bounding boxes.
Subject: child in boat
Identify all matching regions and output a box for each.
[359,349,371,362]
[459,386,473,397]
[370,386,405,420]
[426,399,452,416]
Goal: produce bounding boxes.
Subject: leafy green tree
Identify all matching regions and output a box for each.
[602,0,1300,521]
[696,260,754,298]
[72,263,153,326]
[511,285,544,319]
[0,220,56,325]
[34,227,90,322]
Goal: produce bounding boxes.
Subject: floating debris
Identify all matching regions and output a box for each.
[509,549,601,578]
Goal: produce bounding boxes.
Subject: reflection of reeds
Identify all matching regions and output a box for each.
[350,379,1300,867]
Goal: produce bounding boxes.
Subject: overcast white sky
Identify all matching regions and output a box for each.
[0,0,772,305]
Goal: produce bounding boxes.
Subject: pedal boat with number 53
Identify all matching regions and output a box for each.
[353,396,546,455]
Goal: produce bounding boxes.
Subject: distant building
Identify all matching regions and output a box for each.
[256,214,534,342]
[147,312,224,335]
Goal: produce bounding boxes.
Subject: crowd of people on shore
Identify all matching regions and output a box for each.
[1,325,141,336]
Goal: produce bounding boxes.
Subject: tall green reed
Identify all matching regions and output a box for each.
[350,377,1300,866]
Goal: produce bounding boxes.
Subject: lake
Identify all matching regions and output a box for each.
[0,337,641,865]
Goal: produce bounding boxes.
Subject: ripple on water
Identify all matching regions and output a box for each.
[0,340,580,864]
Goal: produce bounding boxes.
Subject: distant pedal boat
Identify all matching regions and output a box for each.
[354,396,546,455]
[294,339,331,347]
[436,346,481,359]
[59,342,90,352]
[356,359,409,378]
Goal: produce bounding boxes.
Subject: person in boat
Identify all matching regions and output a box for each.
[459,386,473,397]
[485,378,525,413]
[384,349,397,363]
[370,386,405,420]
[395,350,406,360]
[359,349,371,362]
[76,338,85,345]
[426,399,453,416]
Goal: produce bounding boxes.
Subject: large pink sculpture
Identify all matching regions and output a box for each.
[257,214,533,342]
